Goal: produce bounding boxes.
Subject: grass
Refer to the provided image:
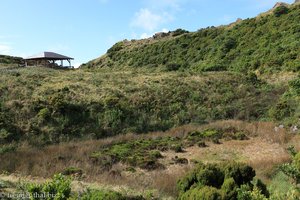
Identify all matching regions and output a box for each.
[85,4,300,74]
[0,67,287,147]
[0,120,295,198]
[0,5,299,198]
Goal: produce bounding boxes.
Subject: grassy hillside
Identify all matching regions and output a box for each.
[0,67,287,148]
[84,3,300,74]
[0,55,24,68]
[0,3,299,149]
[1,2,300,199]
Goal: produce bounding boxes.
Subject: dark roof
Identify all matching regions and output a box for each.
[25,52,73,60]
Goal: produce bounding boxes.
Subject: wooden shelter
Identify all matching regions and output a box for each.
[24,52,74,68]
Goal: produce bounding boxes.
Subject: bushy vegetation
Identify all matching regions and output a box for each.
[85,4,300,74]
[280,147,300,186]
[0,68,281,147]
[18,173,144,200]
[25,174,71,200]
[177,162,269,199]
[90,128,248,170]
[274,5,290,17]
[269,75,300,125]
[77,189,145,200]
[0,55,24,67]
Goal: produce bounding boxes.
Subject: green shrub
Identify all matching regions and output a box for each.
[0,144,17,154]
[26,174,71,200]
[37,108,51,120]
[173,156,188,165]
[80,189,125,200]
[166,63,181,71]
[177,162,261,199]
[171,144,184,153]
[221,178,238,199]
[62,167,83,176]
[280,150,300,184]
[0,129,13,144]
[179,186,222,200]
[289,77,300,96]
[269,100,294,121]
[274,6,289,17]
[223,162,256,186]
[197,141,207,148]
[237,185,268,200]
[195,164,224,188]
[172,28,189,36]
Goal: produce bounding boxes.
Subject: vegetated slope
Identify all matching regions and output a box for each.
[84,3,300,74]
[0,68,282,147]
[0,55,24,68]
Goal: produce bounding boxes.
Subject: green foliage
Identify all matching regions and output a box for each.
[26,174,71,200]
[172,28,189,36]
[268,171,300,200]
[79,188,145,200]
[0,55,24,67]
[237,185,268,200]
[90,137,180,170]
[280,163,300,184]
[24,174,145,200]
[276,149,300,199]
[0,69,276,147]
[269,99,294,121]
[221,178,238,199]
[274,6,289,17]
[107,41,124,60]
[223,162,256,186]
[86,4,300,74]
[177,162,262,199]
[62,167,83,176]
[289,76,300,96]
[0,144,17,154]
[187,128,248,144]
[179,186,222,200]
[269,76,300,123]
[196,164,225,188]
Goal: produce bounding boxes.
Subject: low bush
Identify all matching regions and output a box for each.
[177,162,265,199]
[62,167,83,176]
[26,174,71,200]
[274,6,289,17]
[78,189,145,200]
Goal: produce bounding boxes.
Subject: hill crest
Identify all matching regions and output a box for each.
[82,2,300,75]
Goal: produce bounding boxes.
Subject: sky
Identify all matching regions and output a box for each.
[0,0,295,67]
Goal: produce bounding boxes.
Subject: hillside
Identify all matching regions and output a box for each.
[0,55,24,68]
[84,3,300,74]
[1,2,300,199]
[1,68,284,146]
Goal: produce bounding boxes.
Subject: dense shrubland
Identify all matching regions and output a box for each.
[85,4,300,74]
[0,55,23,68]
[0,68,286,148]
[177,150,300,200]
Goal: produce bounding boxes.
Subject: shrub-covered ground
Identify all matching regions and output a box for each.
[85,4,300,74]
[0,3,300,200]
[1,67,293,148]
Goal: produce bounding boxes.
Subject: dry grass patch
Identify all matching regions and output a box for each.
[0,120,296,198]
